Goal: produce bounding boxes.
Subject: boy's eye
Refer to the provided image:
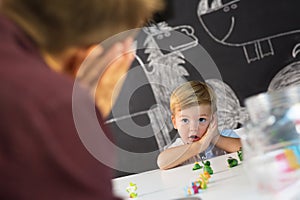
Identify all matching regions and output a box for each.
[199,118,207,123]
[181,118,189,123]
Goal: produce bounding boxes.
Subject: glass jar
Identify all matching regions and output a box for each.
[242,85,300,199]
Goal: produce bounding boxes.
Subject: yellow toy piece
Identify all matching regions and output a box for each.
[126,182,138,198]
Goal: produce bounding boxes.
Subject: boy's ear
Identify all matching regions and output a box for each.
[171,114,177,129]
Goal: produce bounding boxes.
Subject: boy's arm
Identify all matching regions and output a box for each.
[157,142,202,170]
[210,114,242,153]
[157,134,212,170]
[213,135,242,153]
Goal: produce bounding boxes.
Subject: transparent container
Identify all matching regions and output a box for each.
[242,85,300,199]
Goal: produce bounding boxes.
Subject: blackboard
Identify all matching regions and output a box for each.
[106,0,300,177]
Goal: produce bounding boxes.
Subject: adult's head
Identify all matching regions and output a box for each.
[0,0,164,54]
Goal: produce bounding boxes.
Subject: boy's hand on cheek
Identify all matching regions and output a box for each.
[208,113,220,144]
[201,113,219,146]
[193,114,220,154]
[196,133,211,153]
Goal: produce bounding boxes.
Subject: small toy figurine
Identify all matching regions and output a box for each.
[192,162,202,170]
[199,178,207,189]
[192,182,200,194]
[185,170,213,196]
[185,186,193,196]
[126,182,138,198]
[200,172,209,183]
[237,147,243,161]
[202,160,213,175]
[227,157,238,168]
[184,181,203,196]
[202,171,211,179]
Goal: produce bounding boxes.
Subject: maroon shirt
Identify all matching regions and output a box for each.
[0,14,121,200]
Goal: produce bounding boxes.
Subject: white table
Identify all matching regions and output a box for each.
[112,153,265,200]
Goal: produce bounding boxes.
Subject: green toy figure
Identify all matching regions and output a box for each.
[192,162,203,170]
[126,182,138,198]
[237,147,243,161]
[227,157,238,168]
[202,160,213,175]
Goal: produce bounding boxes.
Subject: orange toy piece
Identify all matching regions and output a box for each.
[203,171,211,179]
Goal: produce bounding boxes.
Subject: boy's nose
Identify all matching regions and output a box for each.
[190,121,199,131]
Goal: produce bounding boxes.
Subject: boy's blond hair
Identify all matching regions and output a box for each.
[170,81,217,115]
[0,0,164,53]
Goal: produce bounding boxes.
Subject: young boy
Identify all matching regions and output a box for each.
[157,81,241,170]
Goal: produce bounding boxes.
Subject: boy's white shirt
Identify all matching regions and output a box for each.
[165,129,239,165]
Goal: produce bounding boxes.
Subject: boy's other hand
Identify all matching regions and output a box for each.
[208,113,220,145]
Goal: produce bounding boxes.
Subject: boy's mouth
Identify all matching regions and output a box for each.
[189,135,200,142]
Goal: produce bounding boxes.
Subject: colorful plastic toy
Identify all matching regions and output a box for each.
[185,185,202,196]
[227,157,238,168]
[185,181,203,195]
[185,172,211,194]
[237,147,243,161]
[192,182,201,194]
[184,170,212,196]
[192,162,202,170]
[126,182,138,198]
[203,160,213,175]
[202,171,211,179]
[199,178,207,189]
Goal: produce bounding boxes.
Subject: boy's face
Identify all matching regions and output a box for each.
[172,104,212,144]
